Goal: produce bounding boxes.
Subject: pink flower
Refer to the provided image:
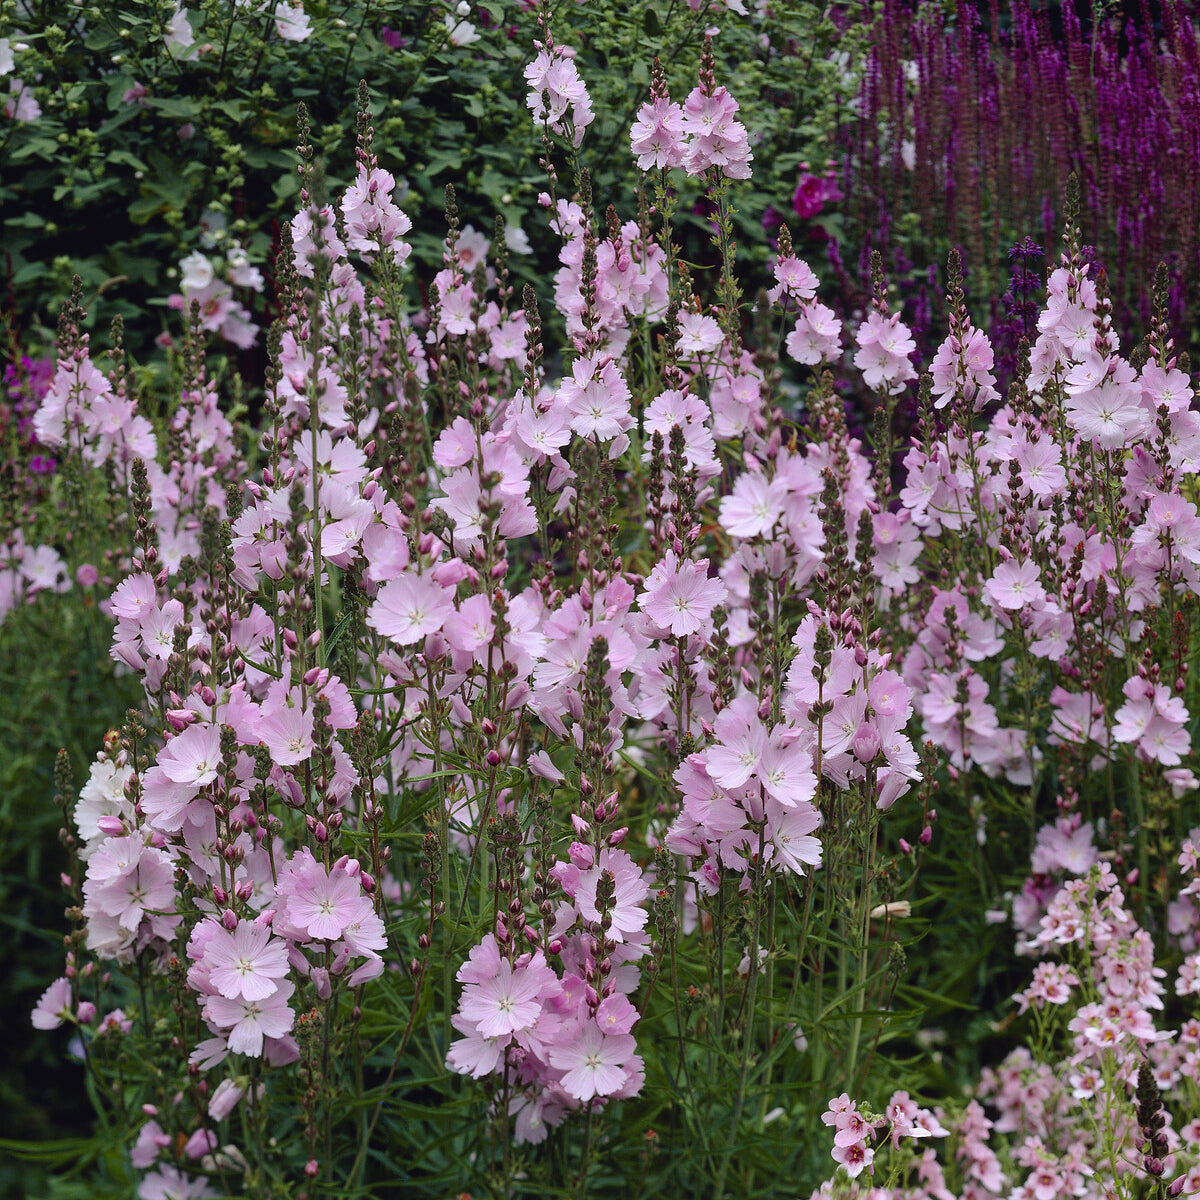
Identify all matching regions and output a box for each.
[158,723,222,786]
[573,848,649,941]
[202,919,290,1002]
[367,571,455,645]
[983,559,1045,611]
[257,683,315,767]
[549,1023,639,1101]
[680,83,753,180]
[639,550,727,637]
[458,959,547,1038]
[629,96,687,170]
[286,865,367,942]
[675,312,724,357]
[706,695,767,789]
[32,976,73,1030]
[204,980,295,1056]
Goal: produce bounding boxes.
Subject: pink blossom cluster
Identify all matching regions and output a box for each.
[817,1090,949,1183]
[167,247,264,350]
[628,39,753,180]
[0,528,71,626]
[524,41,594,146]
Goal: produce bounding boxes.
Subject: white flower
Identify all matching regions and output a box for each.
[275,2,312,41]
[164,4,198,60]
[180,251,214,292]
[444,14,479,45]
[504,223,532,255]
[0,38,14,76]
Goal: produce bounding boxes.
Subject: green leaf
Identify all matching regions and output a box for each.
[146,96,200,120]
[424,148,463,177]
[127,195,167,225]
[84,24,117,51]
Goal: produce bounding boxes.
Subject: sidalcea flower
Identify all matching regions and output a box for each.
[639,551,727,637]
[629,95,687,170]
[548,1023,640,1102]
[204,980,295,1056]
[458,958,547,1038]
[32,976,73,1030]
[157,723,222,787]
[202,919,290,1002]
[367,571,455,645]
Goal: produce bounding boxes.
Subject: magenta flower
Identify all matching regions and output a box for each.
[792,172,827,220]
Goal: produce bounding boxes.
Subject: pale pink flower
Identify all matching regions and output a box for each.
[32,976,73,1030]
[629,96,687,170]
[203,919,291,1002]
[368,571,455,645]
[458,959,546,1038]
[204,980,295,1056]
[549,1023,639,1101]
[639,550,727,637]
[158,723,222,787]
[983,559,1045,611]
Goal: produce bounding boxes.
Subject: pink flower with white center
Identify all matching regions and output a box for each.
[444,593,496,654]
[1065,380,1147,448]
[983,559,1045,611]
[560,354,633,441]
[720,473,789,538]
[286,865,364,941]
[549,1023,639,1101]
[769,801,822,874]
[258,683,315,767]
[138,599,186,661]
[767,254,818,304]
[341,165,412,258]
[367,571,455,645]
[31,976,73,1030]
[204,980,295,1056]
[573,848,649,941]
[629,95,687,170]
[676,312,724,357]
[202,919,290,1002]
[855,310,917,394]
[706,694,768,788]
[639,550,727,637]
[108,573,158,621]
[786,300,842,365]
[524,45,594,146]
[445,1012,507,1078]
[595,993,639,1036]
[758,736,817,807]
[1010,435,1066,498]
[679,82,753,180]
[158,722,222,787]
[83,837,177,932]
[458,958,547,1038]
